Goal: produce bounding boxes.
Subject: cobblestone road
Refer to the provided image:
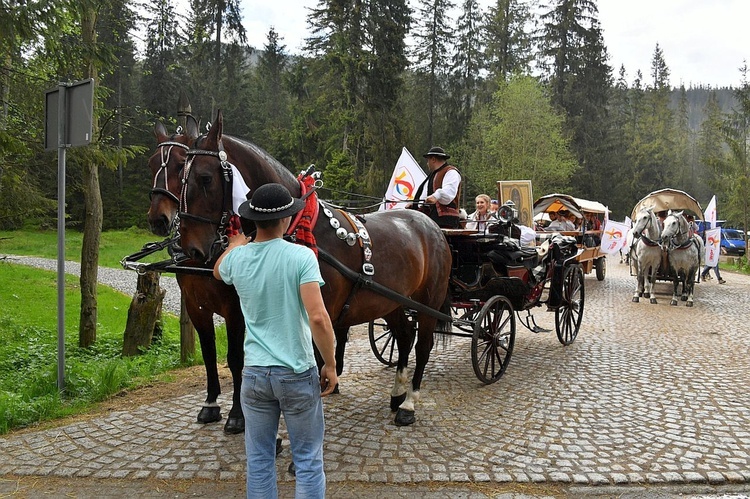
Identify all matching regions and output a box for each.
[1,255,749,497]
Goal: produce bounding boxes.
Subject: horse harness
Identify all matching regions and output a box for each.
[151,139,190,205]
[179,140,236,263]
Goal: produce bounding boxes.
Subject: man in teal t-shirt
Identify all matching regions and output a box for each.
[214,183,337,499]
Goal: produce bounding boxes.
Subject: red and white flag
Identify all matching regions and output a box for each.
[380,147,426,211]
[704,195,717,228]
[704,227,721,266]
[599,220,630,255]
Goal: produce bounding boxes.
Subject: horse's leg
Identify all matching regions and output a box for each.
[223,309,246,434]
[187,307,222,424]
[332,326,349,393]
[633,262,643,302]
[394,313,437,427]
[647,264,659,304]
[388,310,412,412]
[670,271,680,306]
[686,267,697,307]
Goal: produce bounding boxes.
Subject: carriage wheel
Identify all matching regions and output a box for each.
[595,257,606,281]
[555,264,585,345]
[471,296,515,384]
[368,320,397,366]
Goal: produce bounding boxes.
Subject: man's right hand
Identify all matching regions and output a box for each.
[319,364,338,397]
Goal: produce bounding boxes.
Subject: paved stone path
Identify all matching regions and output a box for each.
[1,255,750,497]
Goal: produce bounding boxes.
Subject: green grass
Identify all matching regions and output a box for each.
[0,227,172,268]
[0,229,229,434]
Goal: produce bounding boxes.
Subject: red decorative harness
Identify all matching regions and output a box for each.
[286,173,320,256]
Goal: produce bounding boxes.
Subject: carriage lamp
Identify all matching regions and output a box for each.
[497,201,518,224]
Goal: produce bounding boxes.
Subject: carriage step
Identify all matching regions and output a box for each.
[531,326,552,333]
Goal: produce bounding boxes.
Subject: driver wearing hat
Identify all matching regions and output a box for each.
[409,146,462,228]
[213,183,337,498]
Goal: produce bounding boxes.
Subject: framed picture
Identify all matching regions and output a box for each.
[497,180,533,227]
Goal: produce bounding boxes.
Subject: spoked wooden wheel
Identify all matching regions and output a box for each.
[471,296,515,384]
[368,320,397,366]
[555,264,585,345]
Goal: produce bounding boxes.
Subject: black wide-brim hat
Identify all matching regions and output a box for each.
[423,146,450,159]
[238,183,305,221]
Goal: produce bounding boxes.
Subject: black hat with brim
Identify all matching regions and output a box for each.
[238,183,305,221]
[423,146,450,159]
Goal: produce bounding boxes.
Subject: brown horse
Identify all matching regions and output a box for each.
[178,110,452,426]
[146,116,245,434]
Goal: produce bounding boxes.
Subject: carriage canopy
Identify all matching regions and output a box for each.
[630,188,704,221]
[533,193,609,219]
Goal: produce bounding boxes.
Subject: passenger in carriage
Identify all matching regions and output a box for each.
[409,146,462,229]
[466,194,494,231]
[547,210,575,231]
[584,211,602,246]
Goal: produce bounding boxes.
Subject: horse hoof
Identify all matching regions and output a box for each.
[287,461,296,476]
[650,298,658,304]
[197,406,222,424]
[632,297,639,303]
[394,408,416,426]
[390,393,406,412]
[277,438,283,457]
[223,416,245,435]
[686,302,694,308]
[670,300,678,306]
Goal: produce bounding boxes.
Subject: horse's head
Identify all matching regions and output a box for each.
[632,207,657,239]
[660,210,686,246]
[177,110,235,264]
[147,115,199,236]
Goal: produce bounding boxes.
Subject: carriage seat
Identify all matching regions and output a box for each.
[486,239,539,271]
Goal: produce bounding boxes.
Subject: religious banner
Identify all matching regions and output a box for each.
[599,220,630,255]
[704,227,721,267]
[380,147,426,211]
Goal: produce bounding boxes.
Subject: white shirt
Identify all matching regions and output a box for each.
[417,168,461,205]
[466,210,493,231]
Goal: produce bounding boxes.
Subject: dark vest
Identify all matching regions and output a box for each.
[414,163,461,228]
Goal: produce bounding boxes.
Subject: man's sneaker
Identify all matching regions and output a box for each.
[719,278,726,284]
[701,274,707,282]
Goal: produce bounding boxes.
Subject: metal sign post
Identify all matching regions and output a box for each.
[44,79,94,392]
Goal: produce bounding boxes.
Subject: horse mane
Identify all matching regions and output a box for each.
[193,132,298,188]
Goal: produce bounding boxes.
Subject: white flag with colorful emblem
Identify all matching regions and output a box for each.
[380,147,427,211]
[704,195,717,228]
[599,220,630,255]
[704,227,721,267]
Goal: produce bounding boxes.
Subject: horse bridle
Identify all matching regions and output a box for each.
[179,139,235,263]
[150,140,190,205]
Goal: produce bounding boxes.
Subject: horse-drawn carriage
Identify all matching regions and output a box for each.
[629,188,704,306]
[125,110,587,426]
[532,193,608,281]
[369,202,586,384]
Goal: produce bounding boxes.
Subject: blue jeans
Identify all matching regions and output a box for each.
[701,264,722,280]
[241,365,326,499]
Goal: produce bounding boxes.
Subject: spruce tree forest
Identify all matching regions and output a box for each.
[2,0,750,234]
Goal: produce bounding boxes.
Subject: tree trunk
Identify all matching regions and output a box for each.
[180,295,196,363]
[122,272,166,356]
[79,160,102,348]
[78,2,101,348]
